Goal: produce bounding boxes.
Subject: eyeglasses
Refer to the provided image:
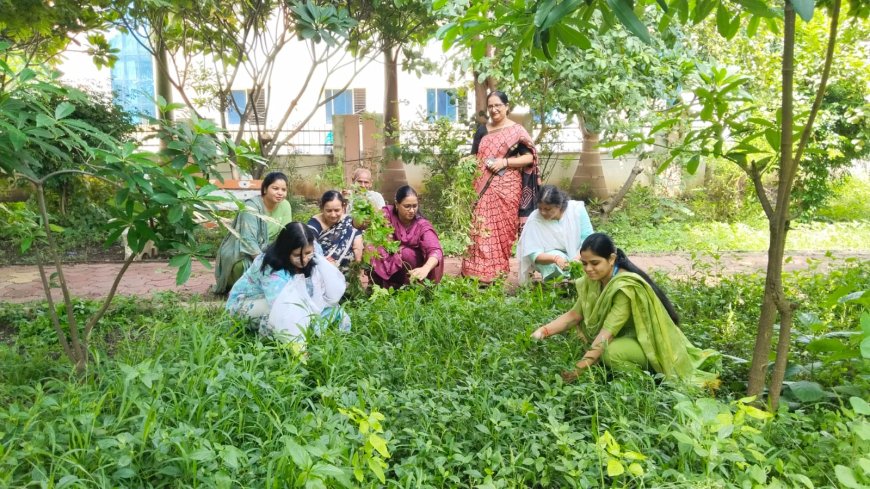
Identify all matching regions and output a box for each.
[487,103,505,110]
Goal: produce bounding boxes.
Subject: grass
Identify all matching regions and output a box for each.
[609,217,870,252]
[1,262,868,487]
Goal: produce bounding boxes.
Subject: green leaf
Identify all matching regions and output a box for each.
[835,465,861,489]
[189,447,215,462]
[368,457,386,483]
[686,154,701,174]
[806,338,846,353]
[554,24,591,49]
[788,473,815,489]
[850,396,870,415]
[285,439,312,469]
[606,0,652,44]
[35,114,55,127]
[369,434,390,458]
[734,0,775,17]
[791,0,815,22]
[606,458,625,477]
[764,129,780,151]
[693,0,718,24]
[611,141,641,158]
[535,0,557,27]
[746,15,761,36]
[55,102,75,120]
[20,237,33,253]
[787,381,826,402]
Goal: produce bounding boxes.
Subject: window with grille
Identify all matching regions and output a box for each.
[353,88,366,114]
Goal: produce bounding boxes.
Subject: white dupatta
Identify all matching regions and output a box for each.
[268,255,346,342]
[516,200,592,284]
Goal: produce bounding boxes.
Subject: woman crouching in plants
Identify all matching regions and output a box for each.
[226,222,350,344]
[531,233,719,385]
[369,185,445,289]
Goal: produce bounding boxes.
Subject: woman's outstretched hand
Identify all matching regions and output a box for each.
[561,370,579,383]
[408,267,429,282]
[530,326,550,340]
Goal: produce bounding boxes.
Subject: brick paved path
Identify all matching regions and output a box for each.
[1,252,867,303]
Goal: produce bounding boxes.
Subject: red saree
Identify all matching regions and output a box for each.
[461,124,538,282]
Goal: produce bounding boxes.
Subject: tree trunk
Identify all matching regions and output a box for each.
[747,0,841,410]
[746,3,797,406]
[600,163,643,219]
[153,17,173,153]
[571,121,608,200]
[473,45,497,125]
[381,45,407,199]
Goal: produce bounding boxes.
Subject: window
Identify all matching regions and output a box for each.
[110,32,155,123]
[226,88,267,125]
[427,88,466,122]
[325,89,352,123]
[325,88,366,123]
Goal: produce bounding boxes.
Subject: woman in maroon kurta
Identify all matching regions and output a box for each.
[371,186,444,289]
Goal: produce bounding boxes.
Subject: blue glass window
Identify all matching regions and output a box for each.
[325,89,353,123]
[426,89,461,122]
[109,32,155,123]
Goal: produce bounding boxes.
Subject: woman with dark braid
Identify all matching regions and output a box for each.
[531,233,718,385]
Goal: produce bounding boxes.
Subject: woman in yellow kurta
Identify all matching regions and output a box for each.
[531,233,718,385]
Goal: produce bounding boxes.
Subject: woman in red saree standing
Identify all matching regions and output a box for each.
[461,91,538,283]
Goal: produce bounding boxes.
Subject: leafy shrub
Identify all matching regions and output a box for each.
[684,159,757,222]
[816,175,870,222]
[400,117,478,252]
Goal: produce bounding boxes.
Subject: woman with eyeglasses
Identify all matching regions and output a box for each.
[461,91,539,284]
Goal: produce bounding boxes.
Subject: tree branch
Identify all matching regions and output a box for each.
[749,161,774,220]
[792,0,841,173]
[82,253,138,344]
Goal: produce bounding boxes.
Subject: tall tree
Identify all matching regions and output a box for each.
[349,0,441,198]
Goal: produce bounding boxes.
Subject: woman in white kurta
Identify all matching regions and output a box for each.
[517,185,594,284]
[226,222,350,343]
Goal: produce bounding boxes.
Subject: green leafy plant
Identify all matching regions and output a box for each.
[0,55,261,371]
[400,117,478,251]
[338,406,392,484]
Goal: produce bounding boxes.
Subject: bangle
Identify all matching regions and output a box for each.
[542,326,551,338]
[504,157,509,167]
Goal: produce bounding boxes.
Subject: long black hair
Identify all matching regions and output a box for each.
[260,221,317,277]
[580,233,680,325]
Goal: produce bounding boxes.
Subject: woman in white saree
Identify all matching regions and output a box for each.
[517,185,595,284]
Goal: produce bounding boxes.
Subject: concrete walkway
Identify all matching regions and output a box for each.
[1,252,867,303]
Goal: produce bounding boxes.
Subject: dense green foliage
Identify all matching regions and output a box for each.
[1,263,868,487]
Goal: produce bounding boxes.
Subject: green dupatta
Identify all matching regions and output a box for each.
[575,272,719,386]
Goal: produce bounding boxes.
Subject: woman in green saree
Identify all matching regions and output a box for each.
[531,233,718,386]
[213,172,294,294]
